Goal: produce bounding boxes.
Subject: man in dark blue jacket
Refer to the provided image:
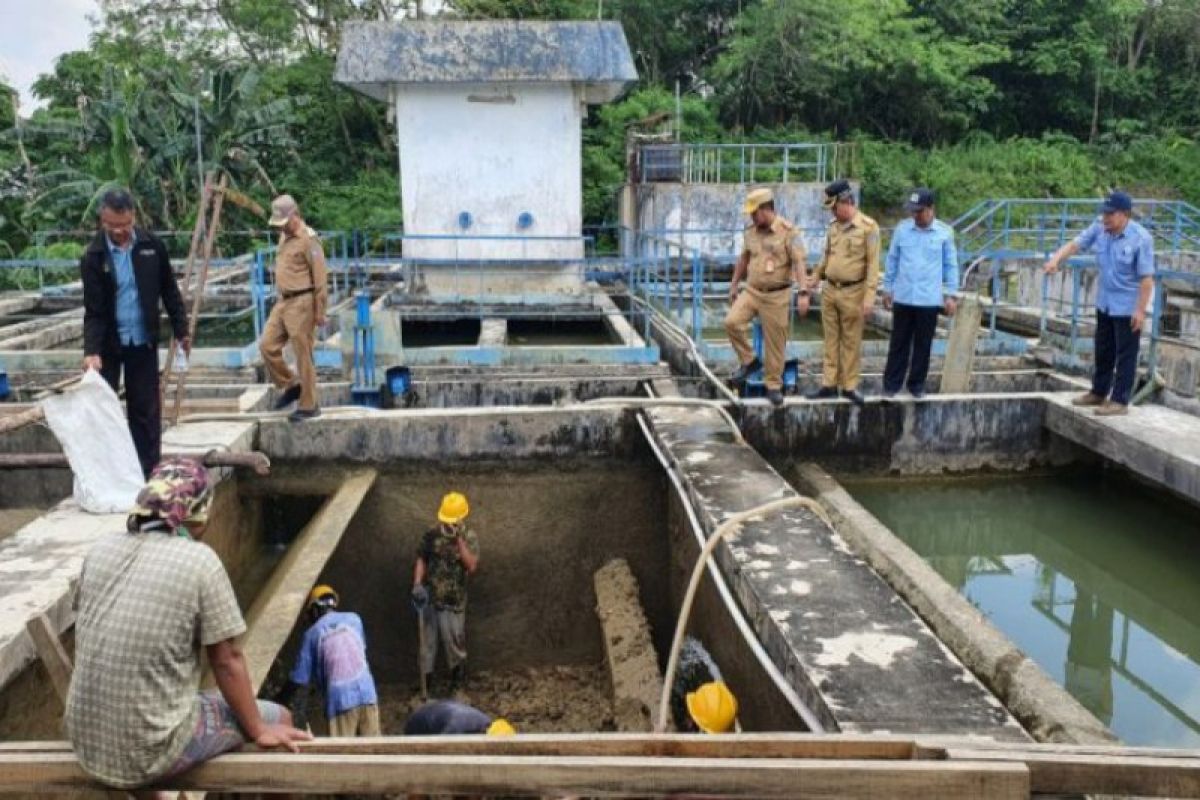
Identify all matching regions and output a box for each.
[80,189,189,477]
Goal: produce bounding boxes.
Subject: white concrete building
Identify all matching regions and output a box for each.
[336,21,637,262]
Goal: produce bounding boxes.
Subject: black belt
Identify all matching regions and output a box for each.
[281,287,314,300]
[757,284,792,294]
[826,277,865,289]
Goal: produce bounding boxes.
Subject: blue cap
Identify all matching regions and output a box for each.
[1101,191,1133,213]
[904,187,935,212]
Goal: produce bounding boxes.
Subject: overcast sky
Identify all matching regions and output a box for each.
[0,0,98,112]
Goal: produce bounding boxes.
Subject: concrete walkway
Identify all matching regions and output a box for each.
[0,421,255,691]
[1044,393,1200,506]
[643,403,1029,740]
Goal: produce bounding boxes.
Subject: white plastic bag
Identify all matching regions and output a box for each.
[41,369,144,513]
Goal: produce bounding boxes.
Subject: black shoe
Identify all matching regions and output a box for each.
[288,407,322,422]
[730,358,762,387]
[273,384,302,410]
[882,390,898,400]
[909,387,927,400]
[767,389,785,407]
[841,389,865,406]
[807,386,839,400]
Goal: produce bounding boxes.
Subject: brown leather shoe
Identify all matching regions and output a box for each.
[1071,392,1105,407]
[1094,401,1129,417]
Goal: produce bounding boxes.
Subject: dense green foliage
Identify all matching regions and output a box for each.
[2,0,1200,255]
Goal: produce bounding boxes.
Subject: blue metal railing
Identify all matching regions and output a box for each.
[636,142,858,185]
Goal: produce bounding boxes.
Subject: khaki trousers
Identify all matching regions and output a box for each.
[724,286,790,390]
[820,283,867,391]
[329,704,381,737]
[259,295,318,410]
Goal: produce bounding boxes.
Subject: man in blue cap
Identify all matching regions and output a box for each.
[881,188,958,399]
[1044,191,1155,416]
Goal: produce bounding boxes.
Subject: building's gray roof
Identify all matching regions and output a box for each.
[335,20,638,103]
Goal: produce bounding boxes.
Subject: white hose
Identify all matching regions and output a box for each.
[636,414,825,732]
[176,405,386,424]
[655,495,832,733]
[626,294,741,405]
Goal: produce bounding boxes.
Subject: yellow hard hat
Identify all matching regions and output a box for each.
[438,492,470,524]
[743,187,774,215]
[308,584,338,608]
[686,681,738,734]
[487,718,516,736]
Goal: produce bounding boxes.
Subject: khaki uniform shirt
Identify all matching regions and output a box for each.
[814,211,882,294]
[65,533,246,788]
[741,217,807,291]
[275,225,329,319]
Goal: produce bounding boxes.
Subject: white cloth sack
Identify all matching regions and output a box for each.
[41,369,144,513]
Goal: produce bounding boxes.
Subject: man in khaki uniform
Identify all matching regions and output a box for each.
[808,179,881,406]
[724,187,809,406]
[260,194,328,422]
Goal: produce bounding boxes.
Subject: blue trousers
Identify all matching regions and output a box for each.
[1091,310,1141,405]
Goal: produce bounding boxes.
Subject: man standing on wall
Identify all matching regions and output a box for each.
[259,194,328,422]
[724,187,809,407]
[412,492,480,694]
[1044,191,1155,416]
[81,188,189,478]
[808,179,882,406]
[881,188,959,399]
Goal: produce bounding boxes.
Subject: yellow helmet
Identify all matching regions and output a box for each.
[307,584,338,608]
[438,492,470,525]
[486,718,516,736]
[686,681,738,734]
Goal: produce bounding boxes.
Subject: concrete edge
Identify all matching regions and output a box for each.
[793,462,1117,746]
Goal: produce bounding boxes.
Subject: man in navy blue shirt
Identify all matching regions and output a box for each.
[80,189,189,477]
[1045,191,1155,416]
[881,188,959,398]
[280,585,380,736]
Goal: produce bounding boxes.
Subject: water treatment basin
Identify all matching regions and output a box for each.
[842,466,1200,747]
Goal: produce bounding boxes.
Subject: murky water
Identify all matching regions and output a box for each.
[843,468,1200,747]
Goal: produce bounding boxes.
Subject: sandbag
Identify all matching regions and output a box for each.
[41,369,143,513]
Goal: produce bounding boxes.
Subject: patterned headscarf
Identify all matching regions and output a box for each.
[127,457,212,536]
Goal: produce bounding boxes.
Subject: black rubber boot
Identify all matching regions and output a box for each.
[449,663,467,693]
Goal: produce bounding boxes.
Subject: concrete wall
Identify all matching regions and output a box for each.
[311,459,671,680]
[0,425,69,509]
[628,181,851,259]
[395,83,584,261]
[743,396,1084,474]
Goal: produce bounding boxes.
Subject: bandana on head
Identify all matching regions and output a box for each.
[128,457,212,536]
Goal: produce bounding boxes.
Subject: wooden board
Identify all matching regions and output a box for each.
[24,615,72,706]
[0,753,1029,799]
[224,468,377,691]
[941,294,983,393]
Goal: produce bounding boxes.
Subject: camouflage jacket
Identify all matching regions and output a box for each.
[417,525,479,612]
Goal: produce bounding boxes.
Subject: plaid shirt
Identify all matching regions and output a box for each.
[65,531,246,788]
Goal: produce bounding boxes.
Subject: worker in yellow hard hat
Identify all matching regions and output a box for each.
[412,492,480,694]
[403,699,516,736]
[670,636,740,733]
[276,583,381,736]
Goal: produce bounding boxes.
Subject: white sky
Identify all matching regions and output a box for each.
[0,0,98,113]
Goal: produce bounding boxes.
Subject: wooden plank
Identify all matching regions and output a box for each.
[224,468,377,691]
[0,734,922,760]
[0,753,1029,799]
[940,294,983,393]
[24,614,72,706]
[0,451,270,475]
[0,405,46,437]
[947,747,1200,797]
